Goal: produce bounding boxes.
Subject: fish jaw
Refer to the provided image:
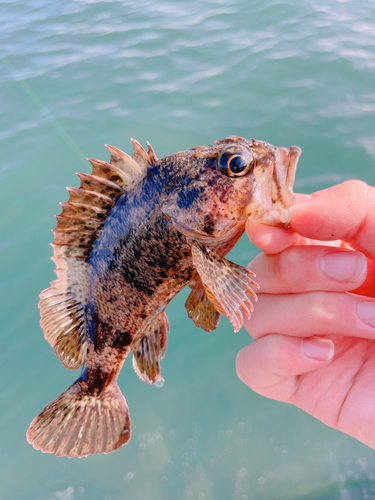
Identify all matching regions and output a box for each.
[249,141,301,228]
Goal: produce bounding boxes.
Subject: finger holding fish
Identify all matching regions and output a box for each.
[237,180,375,451]
[247,245,368,295]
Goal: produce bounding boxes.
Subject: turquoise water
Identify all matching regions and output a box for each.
[1,0,375,498]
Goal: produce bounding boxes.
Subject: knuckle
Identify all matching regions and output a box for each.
[266,335,293,376]
[272,247,297,286]
[308,291,328,318]
[272,251,287,284]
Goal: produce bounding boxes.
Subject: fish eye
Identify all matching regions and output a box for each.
[217,146,254,178]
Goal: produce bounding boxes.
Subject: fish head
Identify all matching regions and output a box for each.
[162,136,301,246]
[215,136,301,227]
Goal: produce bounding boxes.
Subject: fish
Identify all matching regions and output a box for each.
[27,135,301,458]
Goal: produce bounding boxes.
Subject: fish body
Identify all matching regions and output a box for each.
[27,136,301,457]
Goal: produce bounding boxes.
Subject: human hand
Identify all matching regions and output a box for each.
[236,180,375,448]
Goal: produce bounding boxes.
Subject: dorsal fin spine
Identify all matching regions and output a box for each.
[60,202,108,221]
[105,144,142,175]
[67,187,115,207]
[56,214,102,223]
[130,138,151,170]
[77,172,123,193]
[55,215,102,233]
[87,158,132,187]
[147,141,158,165]
[52,231,95,246]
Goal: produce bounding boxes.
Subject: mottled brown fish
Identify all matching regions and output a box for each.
[27,136,301,458]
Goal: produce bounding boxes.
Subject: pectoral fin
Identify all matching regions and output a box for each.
[191,242,259,332]
[185,280,221,333]
[132,311,169,385]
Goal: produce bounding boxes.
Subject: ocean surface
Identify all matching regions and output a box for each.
[1,0,375,499]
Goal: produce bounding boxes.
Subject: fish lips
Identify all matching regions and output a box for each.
[250,144,302,229]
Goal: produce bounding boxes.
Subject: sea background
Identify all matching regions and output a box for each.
[1,0,375,499]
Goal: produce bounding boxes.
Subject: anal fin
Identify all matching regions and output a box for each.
[132,312,169,385]
[185,280,221,333]
[191,241,259,332]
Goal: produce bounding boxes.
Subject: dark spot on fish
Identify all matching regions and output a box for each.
[219,191,227,203]
[112,331,132,349]
[92,317,112,352]
[203,215,215,234]
[85,368,107,393]
[177,187,201,209]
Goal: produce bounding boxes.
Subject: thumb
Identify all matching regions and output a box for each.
[291,181,375,260]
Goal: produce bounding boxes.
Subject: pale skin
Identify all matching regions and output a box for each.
[236,180,375,449]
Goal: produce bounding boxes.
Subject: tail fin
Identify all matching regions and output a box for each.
[27,380,131,458]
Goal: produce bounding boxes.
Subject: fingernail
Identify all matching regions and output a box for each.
[358,301,375,328]
[303,337,334,361]
[319,251,367,283]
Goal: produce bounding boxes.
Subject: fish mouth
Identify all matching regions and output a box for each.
[284,146,301,200]
[267,145,301,228]
[250,143,302,229]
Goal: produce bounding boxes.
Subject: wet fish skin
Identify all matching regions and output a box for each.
[27,136,301,457]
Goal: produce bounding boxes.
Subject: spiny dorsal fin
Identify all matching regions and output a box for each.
[39,140,156,369]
